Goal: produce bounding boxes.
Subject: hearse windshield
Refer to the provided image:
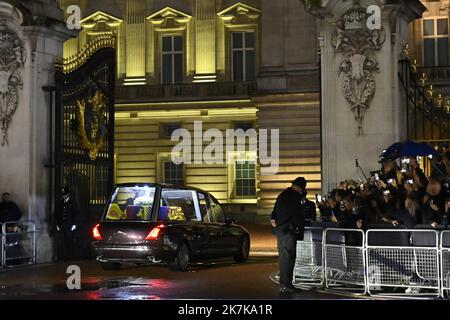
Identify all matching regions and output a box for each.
[104,186,156,221]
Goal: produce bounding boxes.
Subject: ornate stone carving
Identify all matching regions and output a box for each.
[332,5,385,135]
[0,21,25,146]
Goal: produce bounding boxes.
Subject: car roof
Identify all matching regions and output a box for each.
[113,183,209,194]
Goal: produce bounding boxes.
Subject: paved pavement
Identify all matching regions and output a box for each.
[0,224,358,300]
[0,255,350,300]
[241,224,278,253]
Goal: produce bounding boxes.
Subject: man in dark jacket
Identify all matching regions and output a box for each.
[56,186,80,261]
[420,176,445,226]
[0,192,22,225]
[271,177,308,294]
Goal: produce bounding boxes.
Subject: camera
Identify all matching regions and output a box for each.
[400,158,411,174]
[406,179,414,185]
[383,190,390,196]
[375,173,380,181]
[387,178,395,185]
[316,194,323,203]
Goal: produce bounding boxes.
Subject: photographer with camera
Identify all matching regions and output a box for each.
[421,176,446,227]
[270,177,308,294]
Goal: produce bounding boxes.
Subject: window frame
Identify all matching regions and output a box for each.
[422,17,449,67]
[103,186,157,221]
[231,31,256,82]
[208,194,226,223]
[162,160,185,185]
[159,188,202,222]
[160,122,182,139]
[234,160,257,198]
[197,191,212,223]
[160,34,184,84]
[233,121,255,132]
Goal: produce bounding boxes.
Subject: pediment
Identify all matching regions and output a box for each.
[80,11,123,29]
[147,7,192,26]
[217,2,261,24]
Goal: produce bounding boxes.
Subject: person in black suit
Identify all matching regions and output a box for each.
[271,177,308,294]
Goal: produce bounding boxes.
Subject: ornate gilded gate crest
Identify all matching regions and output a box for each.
[76,90,108,160]
[0,22,26,146]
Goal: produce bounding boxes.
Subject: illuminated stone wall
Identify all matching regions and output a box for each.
[59,0,322,221]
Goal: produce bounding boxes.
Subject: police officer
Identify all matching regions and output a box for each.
[56,186,79,261]
[271,177,308,294]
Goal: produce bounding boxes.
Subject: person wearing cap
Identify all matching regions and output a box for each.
[271,177,308,294]
[56,187,80,261]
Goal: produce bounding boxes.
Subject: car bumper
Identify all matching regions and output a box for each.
[92,242,175,263]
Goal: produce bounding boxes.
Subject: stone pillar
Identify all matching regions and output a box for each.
[125,0,146,79]
[0,1,73,262]
[302,0,425,191]
[194,0,216,82]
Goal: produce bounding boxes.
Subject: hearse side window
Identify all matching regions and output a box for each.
[104,186,156,221]
[158,189,202,222]
[197,192,211,222]
[209,194,225,223]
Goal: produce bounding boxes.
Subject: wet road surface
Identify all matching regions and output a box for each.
[0,255,345,300]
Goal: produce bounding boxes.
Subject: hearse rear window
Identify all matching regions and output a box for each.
[105,186,156,221]
[158,189,201,222]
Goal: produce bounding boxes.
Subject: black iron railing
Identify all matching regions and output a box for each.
[398,59,450,149]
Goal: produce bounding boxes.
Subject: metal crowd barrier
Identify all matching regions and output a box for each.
[366,229,440,297]
[1,220,36,268]
[293,225,449,298]
[324,228,366,294]
[293,227,324,287]
[441,231,450,298]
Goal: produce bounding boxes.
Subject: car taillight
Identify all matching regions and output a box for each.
[145,224,165,241]
[93,224,102,240]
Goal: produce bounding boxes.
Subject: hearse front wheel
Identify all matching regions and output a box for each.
[168,242,190,272]
[233,235,250,263]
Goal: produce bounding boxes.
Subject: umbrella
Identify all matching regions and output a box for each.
[380,141,439,159]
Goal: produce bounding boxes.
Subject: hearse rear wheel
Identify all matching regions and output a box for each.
[168,242,190,272]
[101,262,122,271]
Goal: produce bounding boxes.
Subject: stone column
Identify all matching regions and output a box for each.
[302,0,425,191]
[0,0,73,262]
[194,0,216,82]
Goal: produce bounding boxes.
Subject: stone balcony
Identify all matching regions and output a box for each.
[115,81,258,104]
[115,70,321,104]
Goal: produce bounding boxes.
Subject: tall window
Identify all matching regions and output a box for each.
[232,32,255,81]
[423,18,449,66]
[163,161,184,185]
[162,35,183,84]
[235,160,256,197]
[161,123,181,138]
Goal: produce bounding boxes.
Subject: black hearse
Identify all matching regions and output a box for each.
[92,183,250,271]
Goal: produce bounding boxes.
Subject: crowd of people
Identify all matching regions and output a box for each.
[316,151,450,230]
